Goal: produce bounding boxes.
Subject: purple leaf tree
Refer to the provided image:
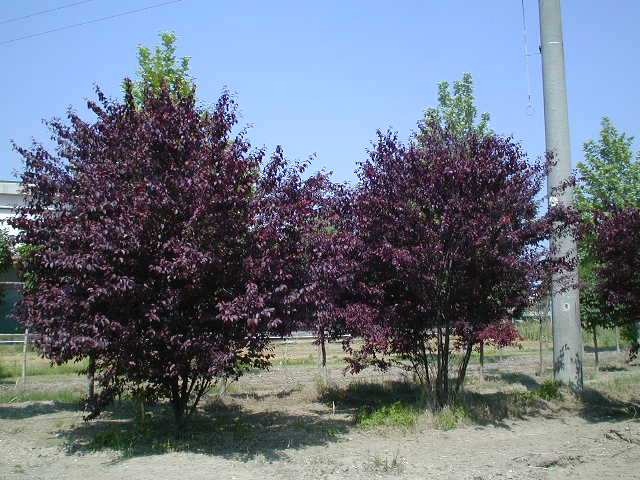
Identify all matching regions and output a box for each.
[11,83,319,426]
[593,207,640,359]
[343,124,568,407]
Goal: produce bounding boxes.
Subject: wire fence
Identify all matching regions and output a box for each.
[0,331,352,389]
[0,331,30,386]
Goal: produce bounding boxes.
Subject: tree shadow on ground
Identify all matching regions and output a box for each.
[318,380,423,411]
[58,398,350,463]
[493,370,640,425]
[0,400,79,420]
[228,385,303,401]
[585,345,620,353]
[599,365,628,372]
[574,387,640,423]
[317,379,542,429]
[496,371,542,390]
[320,372,640,431]
[459,391,549,428]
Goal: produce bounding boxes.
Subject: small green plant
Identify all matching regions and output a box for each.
[364,451,406,474]
[90,428,138,453]
[355,401,421,429]
[432,405,469,430]
[534,379,562,401]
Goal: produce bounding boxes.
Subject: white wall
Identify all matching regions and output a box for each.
[0,182,25,236]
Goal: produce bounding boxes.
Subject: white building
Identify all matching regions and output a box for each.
[0,180,25,236]
[0,180,25,332]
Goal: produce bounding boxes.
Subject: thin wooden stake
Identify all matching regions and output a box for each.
[479,341,485,382]
[21,329,29,388]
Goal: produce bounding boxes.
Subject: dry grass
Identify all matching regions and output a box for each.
[1,336,637,461]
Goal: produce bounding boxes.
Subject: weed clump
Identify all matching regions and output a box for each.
[355,401,421,429]
[432,405,469,430]
[534,379,562,400]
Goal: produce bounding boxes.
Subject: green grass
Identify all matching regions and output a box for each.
[0,345,87,379]
[87,422,184,455]
[517,320,623,349]
[355,401,422,428]
[517,320,553,343]
[0,361,86,379]
[278,354,316,367]
[276,353,344,367]
[0,388,83,403]
[588,370,640,399]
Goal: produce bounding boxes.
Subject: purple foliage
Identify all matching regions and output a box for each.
[255,152,356,367]
[594,207,640,323]
[10,83,325,424]
[342,125,568,406]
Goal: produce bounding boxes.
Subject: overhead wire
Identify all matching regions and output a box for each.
[0,0,97,26]
[1,0,184,46]
[521,0,534,116]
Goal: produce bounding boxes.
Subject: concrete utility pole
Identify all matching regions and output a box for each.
[539,0,583,390]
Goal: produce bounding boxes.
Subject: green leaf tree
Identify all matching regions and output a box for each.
[417,72,490,143]
[576,118,640,214]
[128,31,194,106]
[0,228,12,299]
[575,117,640,365]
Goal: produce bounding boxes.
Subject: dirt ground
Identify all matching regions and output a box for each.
[1,343,639,480]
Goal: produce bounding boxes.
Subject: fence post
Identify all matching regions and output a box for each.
[283,338,290,384]
[21,329,29,387]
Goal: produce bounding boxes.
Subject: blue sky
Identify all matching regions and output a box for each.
[1,0,638,183]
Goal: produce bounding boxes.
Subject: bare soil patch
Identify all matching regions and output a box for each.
[1,345,639,479]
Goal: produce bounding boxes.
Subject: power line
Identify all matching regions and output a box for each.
[1,0,184,46]
[0,0,98,26]
[521,0,534,116]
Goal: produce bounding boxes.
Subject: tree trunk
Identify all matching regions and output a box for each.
[615,326,620,353]
[479,341,484,382]
[317,331,328,383]
[320,335,327,368]
[592,324,599,372]
[434,325,456,407]
[454,342,474,397]
[139,396,146,425]
[87,356,96,401]
[219,377,228,398]
[171,380,187,430]
[538,318,544,376]
[172,396,186,429]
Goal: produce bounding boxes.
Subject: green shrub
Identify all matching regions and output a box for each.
[534,379,562,400]
[355,401,421,428]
